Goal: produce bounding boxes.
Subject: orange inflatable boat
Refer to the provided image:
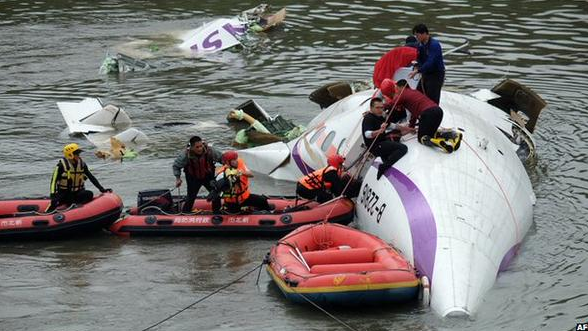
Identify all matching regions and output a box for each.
[109,193,354,237]
[267,223,420,306]
[0,193,123,240]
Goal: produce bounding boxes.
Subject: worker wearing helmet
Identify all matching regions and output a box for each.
[172,136,223,213]
[46,143,111,212]
[296,154,348,203]
[208,150,271,214]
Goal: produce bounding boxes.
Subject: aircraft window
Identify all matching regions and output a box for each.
[310,127,326,144]
[321,131,336,152]
[337,138,346,154]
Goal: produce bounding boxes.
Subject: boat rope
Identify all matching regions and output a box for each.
[319,85,409,224]
[289,288,360,331]
[140,262,263,331]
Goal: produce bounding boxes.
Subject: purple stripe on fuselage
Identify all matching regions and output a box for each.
[376,164,437,281]
[292,139,315,175]
[498,243,521,273]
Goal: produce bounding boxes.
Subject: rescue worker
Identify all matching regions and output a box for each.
[296,154,347,203]
[362,96,414,180]
[47,143,111,212]
[408,23,445,104]
[384,79,458,153]
[173,136,223,213]
[209,150,271,214]
[373,35,419,88]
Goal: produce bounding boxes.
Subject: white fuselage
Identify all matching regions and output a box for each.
[239,88,536,316]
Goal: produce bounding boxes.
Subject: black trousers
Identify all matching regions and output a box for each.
[47,189,94,212]
[296,183,333,203]
[418,107,444,140]
[418,71,445,105]
[372,140,408,169]
[213,193,270,213]
[183,174,215,213]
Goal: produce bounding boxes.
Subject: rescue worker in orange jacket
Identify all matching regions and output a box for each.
[209,150,271,214]
[296,154,347,203]
[46,143,111,212]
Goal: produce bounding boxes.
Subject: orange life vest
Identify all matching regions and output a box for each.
[298,166,340,191]
[217,158,250,204]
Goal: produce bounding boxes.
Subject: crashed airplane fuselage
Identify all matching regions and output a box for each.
[238,79,545,316]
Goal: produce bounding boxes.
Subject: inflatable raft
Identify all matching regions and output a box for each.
[0,193,123,240]
[267,223,420,306]
[109,194,354,237]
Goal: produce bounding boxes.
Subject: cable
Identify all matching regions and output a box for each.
[141,263,262,331]
[291,289,360,331]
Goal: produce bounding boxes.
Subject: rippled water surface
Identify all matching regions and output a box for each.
[1,1,588,330]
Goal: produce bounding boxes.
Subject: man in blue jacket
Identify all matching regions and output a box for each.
[409,23,445,104]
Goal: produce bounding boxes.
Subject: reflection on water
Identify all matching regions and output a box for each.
[1,1,588,330]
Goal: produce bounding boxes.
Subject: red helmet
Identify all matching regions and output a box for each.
[222,150,239,164]
[327,154,345,168]
[380,78,397,96]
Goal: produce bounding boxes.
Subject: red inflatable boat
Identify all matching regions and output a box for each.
[109,194,354,237]
[0,193,123,240]
[267,223,420,306]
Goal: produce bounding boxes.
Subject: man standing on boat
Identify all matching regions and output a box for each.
[209,150,271,214]
[46,143,111,212]
[362,97,414,180]
[409,23,445,104]
[296,154,348,203]
[173,136,223,213]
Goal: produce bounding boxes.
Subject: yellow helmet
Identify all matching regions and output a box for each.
[63,143,82,159]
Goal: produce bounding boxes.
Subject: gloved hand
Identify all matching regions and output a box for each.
[100,188,113,193]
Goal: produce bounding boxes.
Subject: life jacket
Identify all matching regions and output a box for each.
[217,159,250,204]
[184,145,215,180]
[298,166,340,191]
[56,158,86,192]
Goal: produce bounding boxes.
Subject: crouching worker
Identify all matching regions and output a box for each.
[46,143,111,212]
[208,150,271,214]
[384,79,461,153]
[296,154,348,203]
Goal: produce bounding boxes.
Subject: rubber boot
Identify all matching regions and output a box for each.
[420,135,433,146]
[452,132,463,151]
[430,137,454,153]
[434,129,455,140]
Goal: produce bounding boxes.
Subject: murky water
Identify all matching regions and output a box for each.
[1,1,588,330]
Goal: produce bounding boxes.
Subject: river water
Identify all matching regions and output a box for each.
[1,1,587,330]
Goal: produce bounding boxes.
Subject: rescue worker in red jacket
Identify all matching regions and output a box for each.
[296,154,347,203]
[383,79,455,153]
[373,36,419,88]
[209,150,271,214]
[46,143,111,212]
[173,136,223,213]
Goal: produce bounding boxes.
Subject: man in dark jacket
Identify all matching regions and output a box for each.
[172,136,222,213]
[409,23,445,104]
[362,97,414,180]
